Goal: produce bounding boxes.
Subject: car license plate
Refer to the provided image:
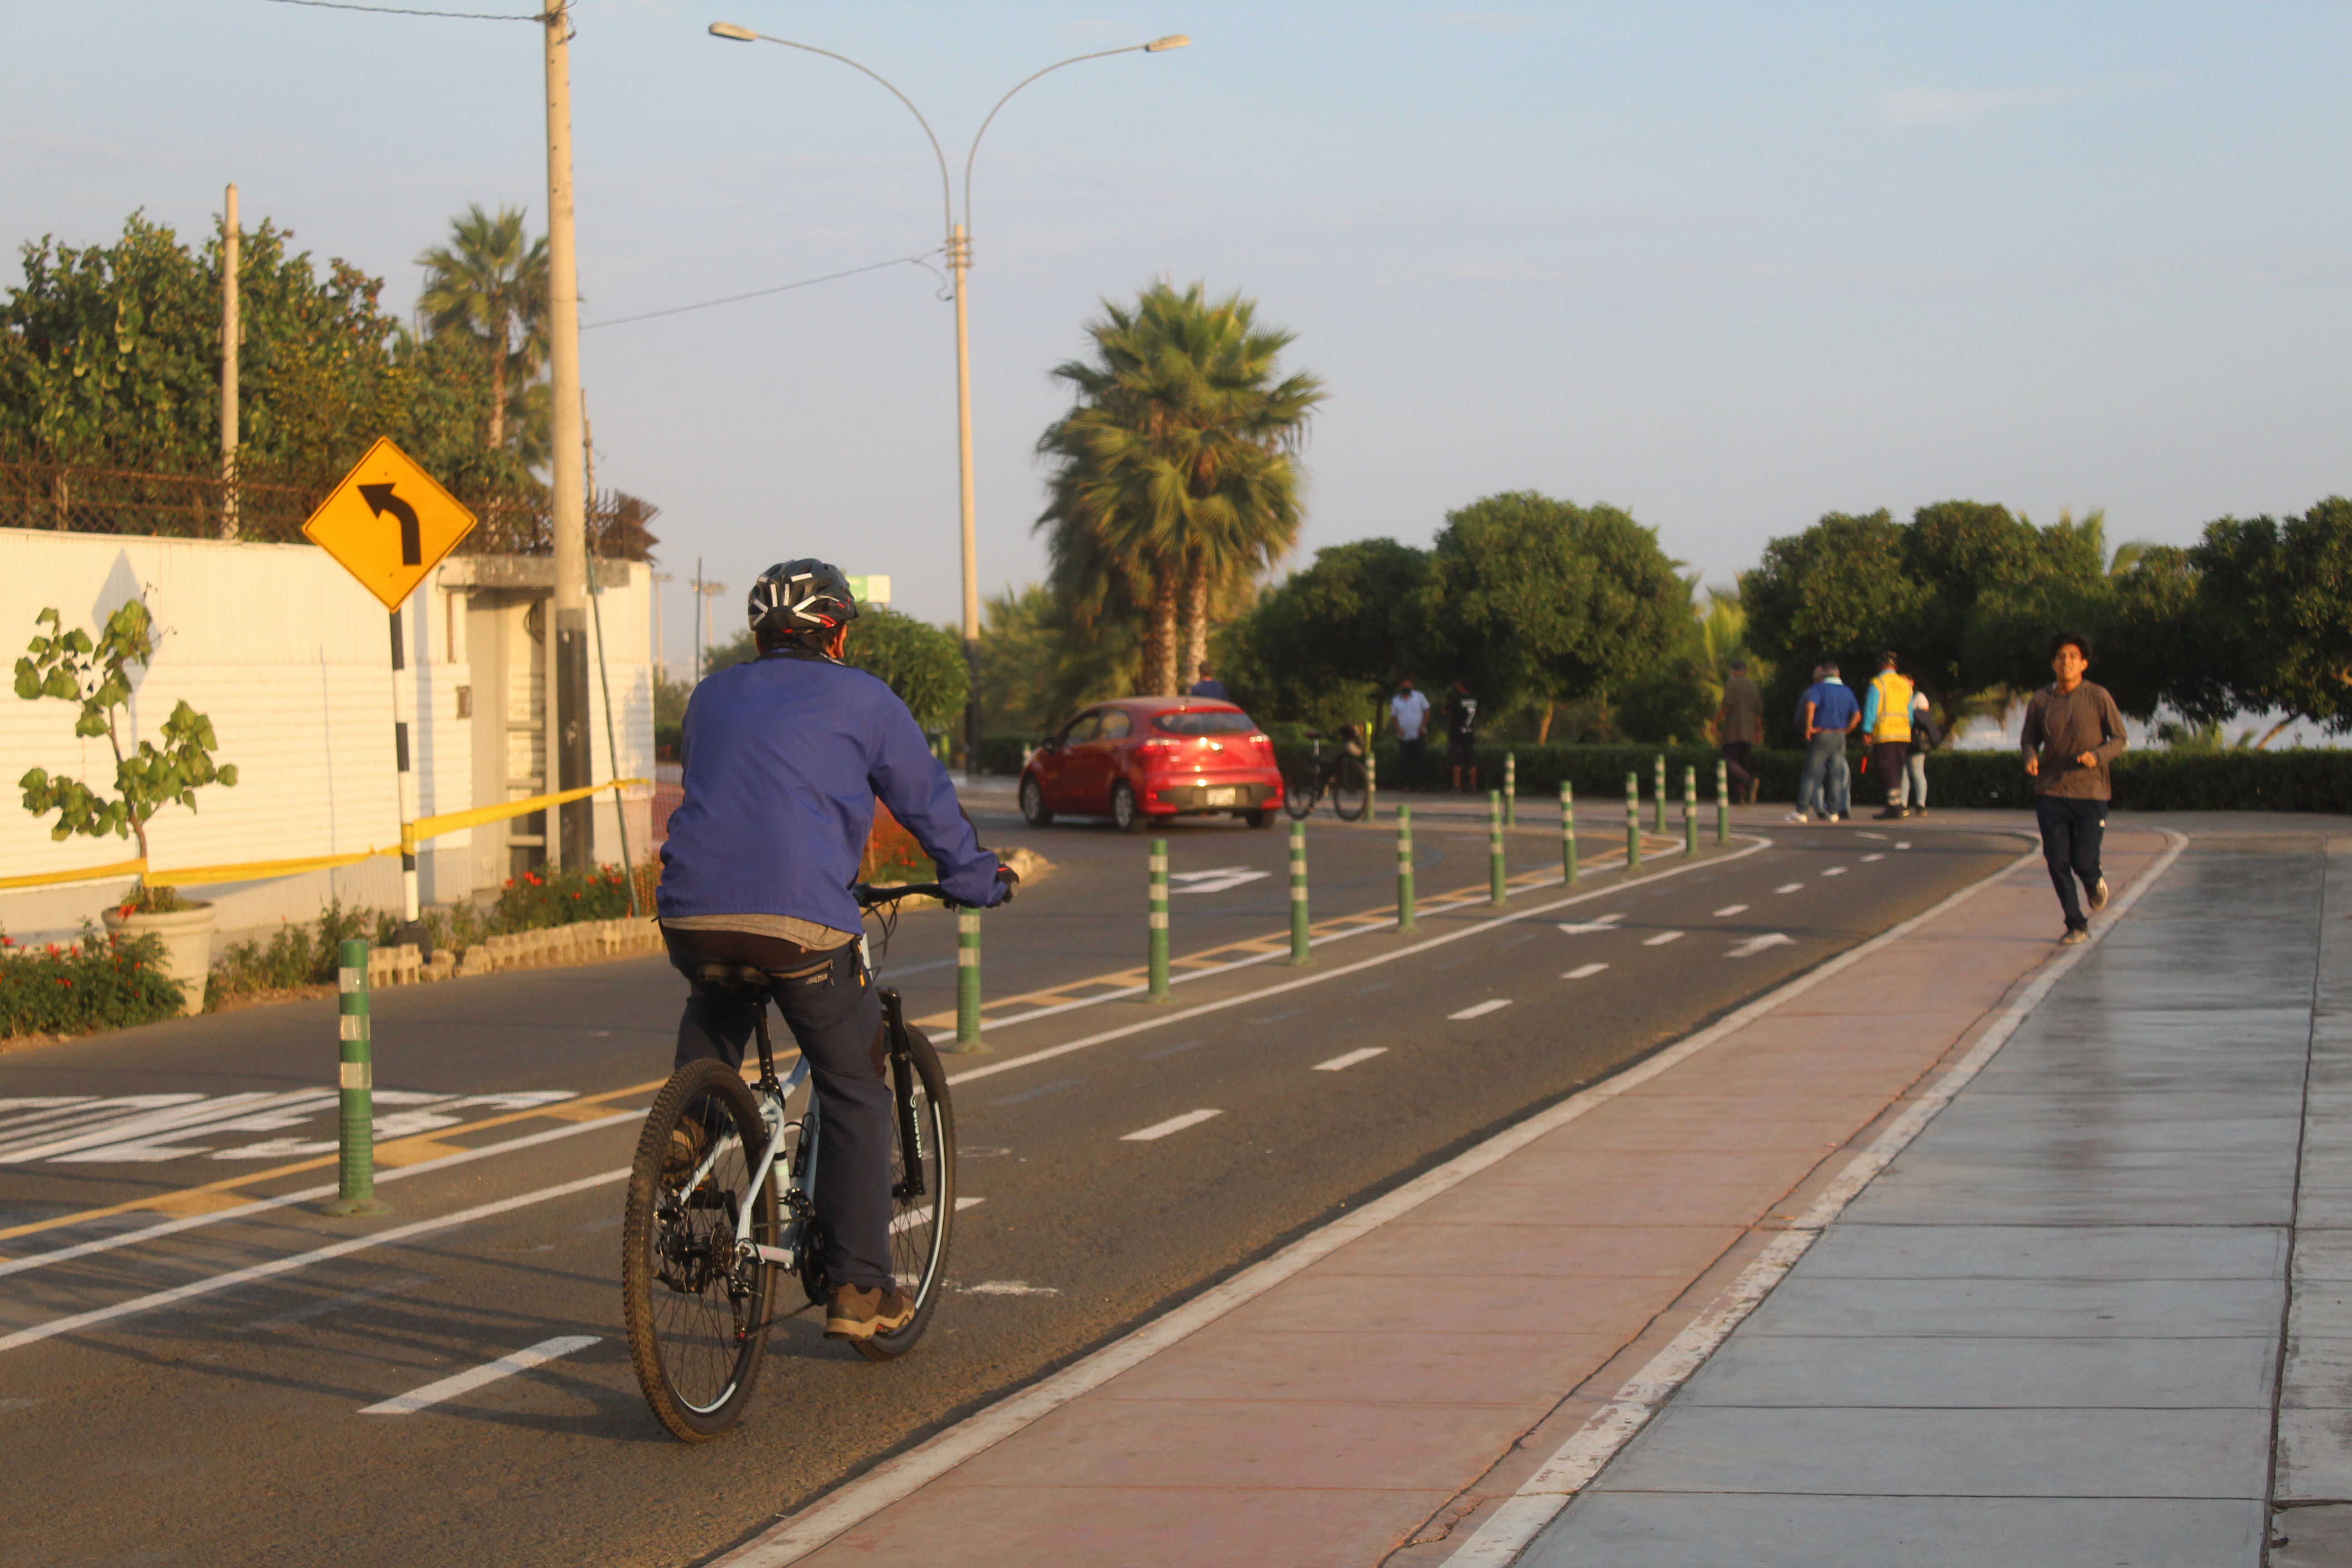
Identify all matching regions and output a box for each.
[1204,787,1238,806]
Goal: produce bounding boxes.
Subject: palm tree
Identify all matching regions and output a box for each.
[415,205,548,455]
[1036,282,1324,695]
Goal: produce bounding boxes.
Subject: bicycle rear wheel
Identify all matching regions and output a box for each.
[856,1024,956,1362]
[1283,764,1319,821]
[1330,756,1370,822]
[622,1059,779,1441]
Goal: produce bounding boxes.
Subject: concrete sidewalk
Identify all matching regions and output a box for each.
[706,821,2347,1567]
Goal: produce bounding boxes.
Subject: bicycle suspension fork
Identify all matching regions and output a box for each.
[879,988,927,1199]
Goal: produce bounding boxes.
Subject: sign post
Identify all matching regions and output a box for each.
[302,438,477,930]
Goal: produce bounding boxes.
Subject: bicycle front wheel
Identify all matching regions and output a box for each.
[1283,765,1319,820]
[622,1059,779,1441]
[857,1024,956,1362]
[1330,757,1370,822]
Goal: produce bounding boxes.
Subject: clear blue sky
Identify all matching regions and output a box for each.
[5,2,2347,671]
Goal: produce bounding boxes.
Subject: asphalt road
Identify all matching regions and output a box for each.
[0,797,2023,1567]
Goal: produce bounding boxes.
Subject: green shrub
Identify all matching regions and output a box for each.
[0,925,183,1038]
[210,899,376,1002]
[490,863,637,933]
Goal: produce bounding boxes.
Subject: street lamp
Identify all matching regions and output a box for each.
[707,22,1189,774]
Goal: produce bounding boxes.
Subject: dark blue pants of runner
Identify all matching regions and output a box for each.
[2034,794,2107,932]
[662,926,894,1292]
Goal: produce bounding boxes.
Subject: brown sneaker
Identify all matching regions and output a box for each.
[2087,875,2110,912]
[663,1120,710,1184]
[825,1283,916,1341]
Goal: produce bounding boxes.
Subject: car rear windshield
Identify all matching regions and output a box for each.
[1153,710,1256,736]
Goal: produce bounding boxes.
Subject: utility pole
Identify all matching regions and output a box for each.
[219,183,239,541]
[693,558,705,681]
[544,0,591,872]
[951,220,978,777]
[650,571,673,683]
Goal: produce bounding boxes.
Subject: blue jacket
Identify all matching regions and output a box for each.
[1803,678,1859,736]
[657,652,1004,930]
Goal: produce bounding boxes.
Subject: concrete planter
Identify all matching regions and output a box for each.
[101,901,217,1017]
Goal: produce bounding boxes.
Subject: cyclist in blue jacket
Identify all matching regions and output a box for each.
[657,559,1015,1342]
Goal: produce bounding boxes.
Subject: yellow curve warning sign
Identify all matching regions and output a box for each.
[302,437,477,612]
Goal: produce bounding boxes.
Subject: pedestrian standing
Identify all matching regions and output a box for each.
[1188,663,1230,701]
[1862,652,1916,819]
[1902,688,1937,815]
[1446,678,1480,794]
[1388,676,1432,792]
[2022,630,2126,944]
[1716,660,1764,805]
[1790,662,1859,823]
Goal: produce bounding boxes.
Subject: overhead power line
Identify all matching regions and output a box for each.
[260,0,542,20]
[580,253,947,330]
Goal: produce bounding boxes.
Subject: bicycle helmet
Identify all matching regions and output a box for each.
[747,559,861,639]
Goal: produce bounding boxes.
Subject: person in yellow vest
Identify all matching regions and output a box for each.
[1862,652,1916,819]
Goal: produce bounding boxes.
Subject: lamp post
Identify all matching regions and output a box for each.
[707,22,1189,775]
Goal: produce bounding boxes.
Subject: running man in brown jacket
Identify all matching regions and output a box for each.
[2020,629,2127,944]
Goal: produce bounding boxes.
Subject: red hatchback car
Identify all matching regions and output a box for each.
[1019,697,1284,833]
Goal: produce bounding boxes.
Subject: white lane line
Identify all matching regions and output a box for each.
[359,1334,599,1416]
[1641,931,1684,947]
[1120,1109,1223,1142]
[0,1111,639,1283]
[960,1281,1059,1297]
[1727,933,1796,959]
[943,838,1776,1091]
[1896,841,1912,849]
[1556,914,1626,935]
[1862,853,1885,862]
[0,1168,626,1355]
[1562,963,1609,980]
[1821,866,1847,877]
[1449,999,1513,1020]
[892,1196,983,1235]
[710,836,2057,1568]
[1712,904,1749,917]
[1774,882,1803,894]
[1312,1048,1388,1073]
[1440,830,2187,1565]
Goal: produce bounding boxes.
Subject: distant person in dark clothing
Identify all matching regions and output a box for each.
[1188,664,1230,701]
[2022,629,2127,944]
[1447,679,1480,793]
[1716,661,1764,804]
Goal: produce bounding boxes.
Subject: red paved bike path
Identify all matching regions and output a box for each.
[716,826,2166,1568]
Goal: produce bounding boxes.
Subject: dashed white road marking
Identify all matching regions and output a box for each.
[960,1281,1059,1297]
[1313,1048,1388,1073]
[1448,999,1514,1020]
[359,1334,600,1416]
[1712,904,1749,917]
[1728,933,1797,959]
[1821,866,1847,877]
[1555,913,1625,935]
[1862,853,1886,862]
[1121,1109,1224,1142]
[1642,931,1684,946]
[1563,963,1609,980]
[1896,841,1912,849]
[1166,867,1270,895]
[891,1196,983,1235]
[1775,882,1803,894]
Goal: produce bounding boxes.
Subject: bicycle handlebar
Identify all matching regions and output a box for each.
[853,881,959,910]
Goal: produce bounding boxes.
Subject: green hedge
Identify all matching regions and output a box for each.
[1,926,183,1039]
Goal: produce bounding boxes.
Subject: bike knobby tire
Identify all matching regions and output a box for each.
[1330,757,1370,822]
[622,1059,779,1441]
[858,1024,956,1362]
[1283,769,1319,821]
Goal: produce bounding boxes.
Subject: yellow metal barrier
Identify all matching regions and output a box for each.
[0,778,649,894]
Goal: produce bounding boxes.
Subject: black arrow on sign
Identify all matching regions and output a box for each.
[359,483,421,567]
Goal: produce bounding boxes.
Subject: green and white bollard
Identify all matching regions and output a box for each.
[1716,758,1730,845]
[1289,819,1312,965]
[1683,764,1698,856]
[1364,737,1377,821]
[1654,753,1667,833]
[1561,780,1578,884]
[327,937,387,1216]
[1147,839,1171,1002]
[1626,771,1642,869]
[1396,804,1416,931]
[952,908,986,1052]
[1504,751,1517,828]
[1489,790,1508,907]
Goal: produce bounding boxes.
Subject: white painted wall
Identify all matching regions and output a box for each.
[1,529,652,945]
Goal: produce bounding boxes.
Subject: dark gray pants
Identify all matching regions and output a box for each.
[2034,794,2107,932]
[663,927,893,1292]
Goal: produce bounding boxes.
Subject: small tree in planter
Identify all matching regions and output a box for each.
[15,598,237,1014]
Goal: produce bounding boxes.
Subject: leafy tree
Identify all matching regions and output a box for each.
[1420,491,1686,714]
[2185,498,2352,740]
[975,582,1139,735]
[1223,538,1431,730]
[1036,281,1324,695]
[699,604,968,733]
[415,204,549,463]
[14,598,236,911]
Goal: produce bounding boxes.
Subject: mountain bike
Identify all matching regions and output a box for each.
[622,882,957,1443]
[1283,726,1370,823]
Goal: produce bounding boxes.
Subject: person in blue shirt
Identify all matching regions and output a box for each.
[1788,662,1861,823]
[1188,663,1231,701]
[657,559,1015,1342]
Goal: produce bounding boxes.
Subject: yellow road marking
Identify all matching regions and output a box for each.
[0,1076,667,1245]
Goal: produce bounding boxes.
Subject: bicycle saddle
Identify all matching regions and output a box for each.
[691,962,778,995]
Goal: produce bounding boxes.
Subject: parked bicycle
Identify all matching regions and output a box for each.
[1283,725,1370,822]
[621,881,957,1443]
